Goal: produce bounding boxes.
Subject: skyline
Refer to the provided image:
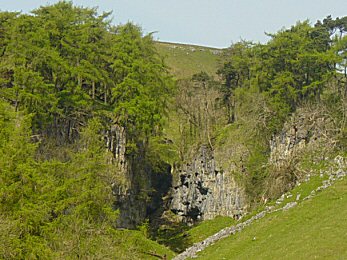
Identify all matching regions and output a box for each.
[1,0,346,48]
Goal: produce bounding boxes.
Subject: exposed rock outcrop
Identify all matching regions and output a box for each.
[106,124,127,169]
[106,124,172,228]
[266,106,338,196]
[168,145,247,223]
[269,106,336,168]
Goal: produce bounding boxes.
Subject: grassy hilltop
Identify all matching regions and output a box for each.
[155,41,222,79]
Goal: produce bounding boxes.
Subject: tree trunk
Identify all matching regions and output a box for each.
[104,83,107,104]
[92,81,95,100]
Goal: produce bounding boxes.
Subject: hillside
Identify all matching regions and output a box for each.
[1,3,347,260]
[155,41,222,79]
[194,170,347,259]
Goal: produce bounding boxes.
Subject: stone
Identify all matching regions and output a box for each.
[282,202,297,211]
[109,124,173,229]
[269,107,335,178]
[296,194,301,201]
[168,145,247,223]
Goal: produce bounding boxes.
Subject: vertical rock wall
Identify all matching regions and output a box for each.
[107,125,248,227]
[266,106,338,198]
[106,124,172,228]
[106,124,145,228]
[168,146,247,223]
[269,107,336,168]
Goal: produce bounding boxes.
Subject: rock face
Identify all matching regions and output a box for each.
[106,124,172,228]
[168,145,247,223]
[106,124,142,228]
[114,159,172,228]
[109,131,247,227]
[266,106,338,197]
[106,124,127,168]
[269,106,335,168]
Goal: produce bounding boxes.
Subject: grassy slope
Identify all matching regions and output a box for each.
[157,216,236,253]
[155,41,221,79]
[195,177,347,260]
[186,216,236,245]
[115,230,175,260]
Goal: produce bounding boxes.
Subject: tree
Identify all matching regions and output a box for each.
[217,41,254,123]
[0,2,173,150]
[256,21,336,125]
[0,102,118,258]
[110,23,173,149]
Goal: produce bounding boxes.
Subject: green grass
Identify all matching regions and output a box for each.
[155,41,221,79]
[239,174,328,225]
[155,216,235,253]
[108,229,176,260]
[194,177,347,260]
[187,216,236,244]
[269,174,329,208]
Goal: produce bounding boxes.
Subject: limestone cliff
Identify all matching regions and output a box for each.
[168,146,247,223]
[107,124,172,228]
[269,106,336,168]
[266,105,338,197]
[109,105,337,228]
[108,124,247,227]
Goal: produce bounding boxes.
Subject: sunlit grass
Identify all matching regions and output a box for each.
[155,41,221,79]
[194,177,347,259]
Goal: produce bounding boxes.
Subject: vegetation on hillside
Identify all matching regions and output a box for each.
[165,16,347,205]
[0,2,174,259]
[149,16,347,255]
[0,0,347,258]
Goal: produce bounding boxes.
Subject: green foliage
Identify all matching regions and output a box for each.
[0,101,174,259]
[0,2,173,148]
[0,3,176,258]
[217,21,341,132]
[244,144,269,202]
[139,218,150,238]
[256,21,337,129]
[167,72,225,160]
[111,23,174,142]
[147,136,180,167]
[1,4,347,258]
[217,41,255,123]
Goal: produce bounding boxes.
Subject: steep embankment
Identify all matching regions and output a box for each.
[154,32,347,258]
[155,41,222,79]
[173,156,347,259]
